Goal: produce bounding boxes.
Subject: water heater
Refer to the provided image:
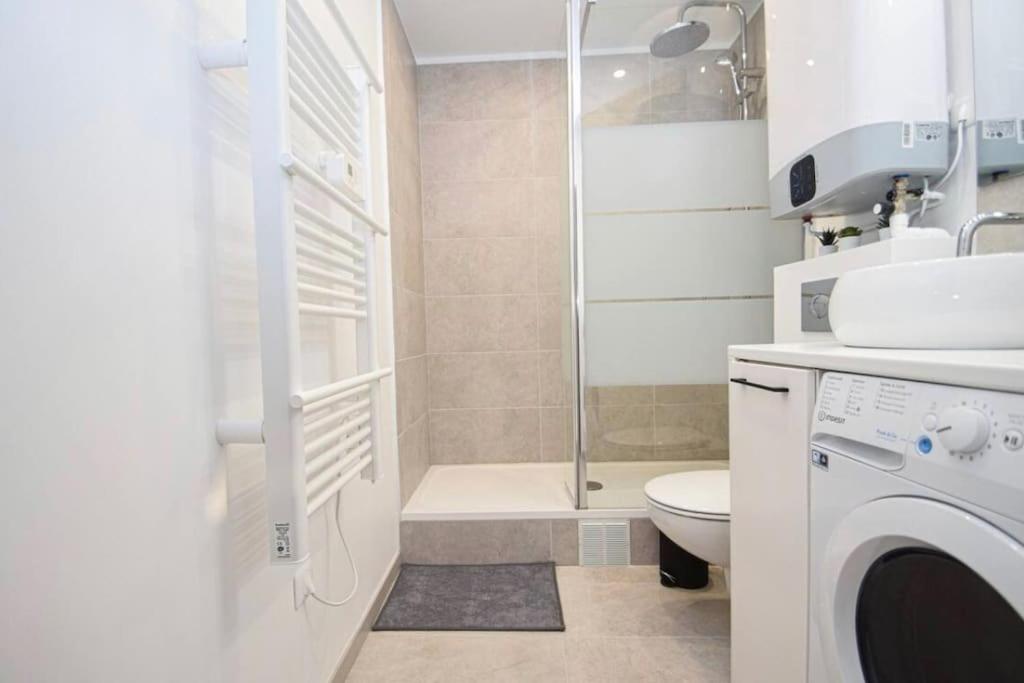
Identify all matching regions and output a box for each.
[765,0,949,219]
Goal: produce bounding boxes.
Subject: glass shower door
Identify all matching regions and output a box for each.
[568,0,803,509]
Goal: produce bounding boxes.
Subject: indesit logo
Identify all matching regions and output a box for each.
[817,411,846,424]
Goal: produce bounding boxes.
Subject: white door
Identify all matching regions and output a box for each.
[729,360,816,683]
[817,496,1024,682]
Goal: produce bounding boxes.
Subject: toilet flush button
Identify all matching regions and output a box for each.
[1004,429,1024,452]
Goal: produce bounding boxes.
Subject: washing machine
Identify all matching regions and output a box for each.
[808,371,1024,682]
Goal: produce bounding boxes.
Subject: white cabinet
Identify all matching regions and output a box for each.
[729,360,816,683]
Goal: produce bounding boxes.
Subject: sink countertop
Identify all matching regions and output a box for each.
[728,342,1024,392]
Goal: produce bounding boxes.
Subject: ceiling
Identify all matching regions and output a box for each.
[393,0,763,64]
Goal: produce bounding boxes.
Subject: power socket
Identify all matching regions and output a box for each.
[293,562,312,609]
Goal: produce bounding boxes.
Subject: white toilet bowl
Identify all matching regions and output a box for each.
[644,469,730,568]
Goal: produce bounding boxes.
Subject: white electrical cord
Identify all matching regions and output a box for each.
[933,118,967,192]
[916,118,967,222]
[306,492,359,607]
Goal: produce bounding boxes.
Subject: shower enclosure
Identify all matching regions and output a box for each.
[561,0,802,509]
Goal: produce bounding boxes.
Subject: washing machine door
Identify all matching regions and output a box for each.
[817,496,1024,683]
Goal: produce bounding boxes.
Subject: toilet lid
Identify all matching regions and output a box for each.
[644,470,730,517]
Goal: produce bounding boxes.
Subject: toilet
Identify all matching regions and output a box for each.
[644,469,730,583]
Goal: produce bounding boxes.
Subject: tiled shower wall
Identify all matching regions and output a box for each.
[417,59,570,466]
[586,385,729,463]
[383,0,429,505]
[386,11,773,477]
[978,174,1024,253]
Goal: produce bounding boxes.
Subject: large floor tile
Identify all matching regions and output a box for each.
[347,632,568,683]
[566,636,730,683]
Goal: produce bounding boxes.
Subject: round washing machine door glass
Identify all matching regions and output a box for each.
[817,497,1024,683]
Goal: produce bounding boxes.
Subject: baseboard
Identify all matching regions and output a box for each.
[329,552,401,683]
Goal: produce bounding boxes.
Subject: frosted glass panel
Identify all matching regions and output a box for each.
[582,121,800,387]
[585,209,802,301]
[583,120,770,213]
[585,299,773,386]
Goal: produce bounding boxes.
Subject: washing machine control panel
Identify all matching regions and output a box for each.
[812,372,1024,521]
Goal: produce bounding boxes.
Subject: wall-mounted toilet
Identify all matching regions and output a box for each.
[644,469,730,587]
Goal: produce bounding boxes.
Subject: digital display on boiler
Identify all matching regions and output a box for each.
[789,154,816,207]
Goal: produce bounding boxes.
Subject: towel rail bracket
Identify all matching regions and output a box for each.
[198,39,249,71]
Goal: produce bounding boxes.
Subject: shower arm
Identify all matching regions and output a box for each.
[678,0,748,71]
[679,0,750,117]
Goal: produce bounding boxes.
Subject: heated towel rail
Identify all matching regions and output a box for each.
[202,0,389,565]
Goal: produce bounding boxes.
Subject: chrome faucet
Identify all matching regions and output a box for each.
[956,212,1024,256]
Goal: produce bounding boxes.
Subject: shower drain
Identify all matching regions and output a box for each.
[586,480,604,491]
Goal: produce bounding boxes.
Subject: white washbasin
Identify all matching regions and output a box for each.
[829,253,1024,349]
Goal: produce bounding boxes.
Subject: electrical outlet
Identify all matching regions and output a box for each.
[293,562,311,609]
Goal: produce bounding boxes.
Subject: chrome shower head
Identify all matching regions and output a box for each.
[649,19,711,58]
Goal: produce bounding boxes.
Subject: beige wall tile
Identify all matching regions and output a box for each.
[392,286,426,361]
[422,179,532,239]
[398,415,430,506]
[413,58,576,467]
[538,351,564,407]
[531,176,566,240]
[535,235,562,294]
[399,520,553,564]
[586,404,655,462]
[629,518,660,565]
[384,0,429,498]
[395,354,428,433]
[552,519,579,565]
[585,385,654,406]
[537,294,562,350]
[424,237,537,295]
[540,406,569,462]
[390,206,424,294]
[530,59,568,120]
[429,408,540,464]
[418,61,532,123]
[388,143,422,223]
[530,118,568,178]
[655,383,728,405]
[977,174,1024,253]
[654,403,729,451]
[427,352,539,409]
[580,386,730,461]
[425,294,538,353]
[420,120,532,182]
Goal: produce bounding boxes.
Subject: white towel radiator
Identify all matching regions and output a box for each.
[202,0,390,565]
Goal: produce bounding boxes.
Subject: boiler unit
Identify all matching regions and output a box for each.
[765,0,949,218]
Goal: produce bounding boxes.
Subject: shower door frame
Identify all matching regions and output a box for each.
[565,0,588,509]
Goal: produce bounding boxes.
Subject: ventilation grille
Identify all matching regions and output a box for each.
[578,521,630,566]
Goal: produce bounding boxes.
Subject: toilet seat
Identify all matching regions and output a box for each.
[644,470,730,520]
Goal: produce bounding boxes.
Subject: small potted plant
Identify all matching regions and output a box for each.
[837,226,862,251]
[816,228,839,255]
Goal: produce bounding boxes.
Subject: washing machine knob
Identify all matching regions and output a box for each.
[935,407,990,453]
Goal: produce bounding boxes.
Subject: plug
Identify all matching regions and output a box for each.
[293,562,312,609]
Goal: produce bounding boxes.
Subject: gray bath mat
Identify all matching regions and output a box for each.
[372,562,565,632]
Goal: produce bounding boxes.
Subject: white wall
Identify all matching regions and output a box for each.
[582,121,803,386]
[0,2,399,681]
